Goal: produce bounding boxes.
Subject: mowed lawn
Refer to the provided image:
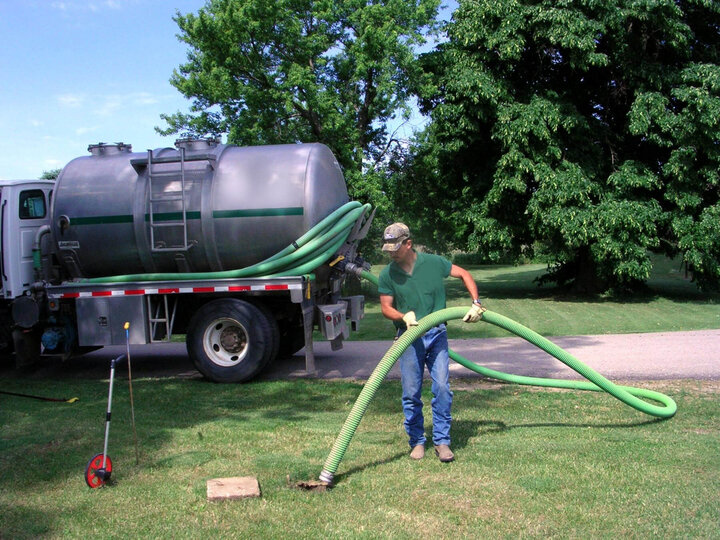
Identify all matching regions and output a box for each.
[1,254,718,538]
[0,378,718,538]
[350,254,720,341]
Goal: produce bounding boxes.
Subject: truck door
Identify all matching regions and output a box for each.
[18,189,48,289]
[1,185,52,300]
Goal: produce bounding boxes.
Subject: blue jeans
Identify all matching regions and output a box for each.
[398,324,452,447]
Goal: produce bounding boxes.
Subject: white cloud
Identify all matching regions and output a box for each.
[75,126,99,136]
[50,0,129,12]
[132,92,160,106]
[94,96,122,116]
[92,92,162,116]
[45,158,64,169]
[57,93,85,108]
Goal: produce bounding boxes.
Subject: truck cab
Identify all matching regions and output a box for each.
[0,180,54,360]
[0,180,54,300]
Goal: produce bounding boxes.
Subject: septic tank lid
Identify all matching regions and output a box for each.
[174,137,221,151]
[88,142,132,156]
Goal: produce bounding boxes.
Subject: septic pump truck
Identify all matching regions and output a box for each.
[0,139,373,382]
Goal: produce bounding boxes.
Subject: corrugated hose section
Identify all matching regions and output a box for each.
[317,271,676,484]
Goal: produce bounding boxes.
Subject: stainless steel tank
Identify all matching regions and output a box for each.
[51,139,349,278]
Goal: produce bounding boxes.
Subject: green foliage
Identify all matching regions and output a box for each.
[39,169,60,180]
[396,0,720,291]
[160,0,439,216]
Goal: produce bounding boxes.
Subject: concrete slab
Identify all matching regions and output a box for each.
[206,476,261,501]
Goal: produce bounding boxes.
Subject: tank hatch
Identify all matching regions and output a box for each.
[175,137,221,152]
[88,142,132,156]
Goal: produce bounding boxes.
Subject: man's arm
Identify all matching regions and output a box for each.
[449,264,480,302]
[380,294,405,323]
[450,264,486,323]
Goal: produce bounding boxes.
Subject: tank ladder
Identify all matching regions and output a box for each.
[147,147,190,252]
[146,294,177,342]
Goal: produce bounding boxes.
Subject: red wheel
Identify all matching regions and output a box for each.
[85,453,112,488]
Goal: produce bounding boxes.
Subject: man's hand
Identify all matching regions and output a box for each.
[402,311,419,328]
[463,303,486,323]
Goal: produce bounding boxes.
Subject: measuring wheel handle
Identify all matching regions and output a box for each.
[85,453,113,488]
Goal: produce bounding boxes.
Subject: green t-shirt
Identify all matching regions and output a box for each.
[378,251,453,328]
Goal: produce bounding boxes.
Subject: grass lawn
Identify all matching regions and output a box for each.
[349,254,720,341]
[0,378,718,538]
[1,254,718,538]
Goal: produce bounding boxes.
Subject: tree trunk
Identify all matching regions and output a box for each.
[570,248,608,294]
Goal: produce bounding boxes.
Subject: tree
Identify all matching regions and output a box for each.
[40,169,60,180]
[402,0,720,291]
[160,0,439,221]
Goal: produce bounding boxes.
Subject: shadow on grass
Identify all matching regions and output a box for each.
[452,416,667,450]
[330,413,667,484]
[444,259,719,305]
[505,417,669,430]
[445,267,554,301]
[334,451,408,483]
[0,502,54,538]
[0,373,366,490]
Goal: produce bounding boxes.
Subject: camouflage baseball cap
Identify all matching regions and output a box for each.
[381,223,410,252]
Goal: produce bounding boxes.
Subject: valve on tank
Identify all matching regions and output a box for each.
[88,142,132,156]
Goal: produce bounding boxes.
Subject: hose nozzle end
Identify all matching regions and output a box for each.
[318,470,334,485]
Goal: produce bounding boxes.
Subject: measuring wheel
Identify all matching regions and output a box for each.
[85,453,113,488]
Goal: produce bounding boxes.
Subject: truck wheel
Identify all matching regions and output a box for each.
[278,323,306,358]
[254,302,280,370]
[186,299,274,383]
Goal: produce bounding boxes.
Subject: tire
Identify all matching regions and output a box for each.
[278,322,306,358]
[254,302,280,372]
[186,298,274,383]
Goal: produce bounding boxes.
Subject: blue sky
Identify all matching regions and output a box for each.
[0,0,449,180]
[0,0,209,179]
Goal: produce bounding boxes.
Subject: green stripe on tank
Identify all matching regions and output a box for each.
[213,208,304,218]
[148,211,202,222]
[70,207,304,225]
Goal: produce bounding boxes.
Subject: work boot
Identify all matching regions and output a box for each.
[409,445,425,460]
[434,444,454,462]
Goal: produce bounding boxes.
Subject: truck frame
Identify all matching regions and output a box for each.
[1,176,370,382]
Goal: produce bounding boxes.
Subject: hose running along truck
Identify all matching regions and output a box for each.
[0,138,373,382]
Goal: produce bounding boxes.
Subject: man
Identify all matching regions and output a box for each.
[378,223,485,462]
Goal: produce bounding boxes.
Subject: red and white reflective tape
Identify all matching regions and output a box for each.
[50,283,302,299]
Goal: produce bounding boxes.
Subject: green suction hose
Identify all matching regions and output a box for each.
[319,312,445,483]
[319,273,677,484]
[84,201,371,283]
[449,311,676,417]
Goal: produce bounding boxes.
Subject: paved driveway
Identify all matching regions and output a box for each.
[264,329,720,381]
[3,329,718,382]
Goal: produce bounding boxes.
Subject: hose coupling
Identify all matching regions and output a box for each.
[30,281,48,294]
[318,470,334,485]
[341,261,370,278]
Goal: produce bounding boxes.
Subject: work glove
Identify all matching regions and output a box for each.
[402,311,419,328]
[463,303,486,323]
